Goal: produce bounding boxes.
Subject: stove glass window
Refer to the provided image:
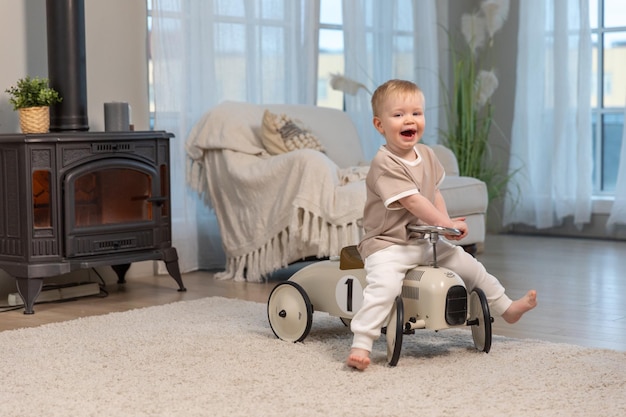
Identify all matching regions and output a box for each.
[160,163,169,217]
[33,170,51,229]
[74,168,152,227]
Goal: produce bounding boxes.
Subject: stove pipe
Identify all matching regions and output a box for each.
[46,0,89,131]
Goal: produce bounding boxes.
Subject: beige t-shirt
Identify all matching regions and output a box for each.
[358,144,445,259]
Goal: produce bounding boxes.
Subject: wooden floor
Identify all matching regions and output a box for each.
[1,233,626,352]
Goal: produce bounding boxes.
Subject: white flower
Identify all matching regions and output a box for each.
[329,73,371,96]
[481,0,510,40]
[461,13,487,55]
[475,70,499,108]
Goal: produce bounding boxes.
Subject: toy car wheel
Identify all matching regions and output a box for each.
[386,296,404,366]
[469,288,492,353]
[267,281,313,343]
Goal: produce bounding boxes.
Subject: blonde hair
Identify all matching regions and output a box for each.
[371,79,423,117]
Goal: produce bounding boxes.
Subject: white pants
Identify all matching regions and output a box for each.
[350,240,512,352]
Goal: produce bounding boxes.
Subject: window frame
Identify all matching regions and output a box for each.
[591,0,626,196]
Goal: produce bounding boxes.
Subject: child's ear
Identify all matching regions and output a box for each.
[372,116,384,134]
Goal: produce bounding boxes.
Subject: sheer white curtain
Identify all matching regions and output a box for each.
[606,101,626,231]
[503,0,593,229]
[151,0,319,272]
[342,0,439,161]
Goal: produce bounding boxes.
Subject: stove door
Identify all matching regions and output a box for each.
[64,158,162,257]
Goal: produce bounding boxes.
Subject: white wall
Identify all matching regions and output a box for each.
[0,0,149,132]
[84,0,150,131]
[0,0,151,299]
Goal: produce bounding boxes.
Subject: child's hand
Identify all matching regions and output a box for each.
[446,218,468,240]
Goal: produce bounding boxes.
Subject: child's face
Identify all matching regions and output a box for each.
[373,91,425,158]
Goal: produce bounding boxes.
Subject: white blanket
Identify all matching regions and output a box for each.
[186,102,365,282]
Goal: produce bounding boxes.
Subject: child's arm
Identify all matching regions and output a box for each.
[399,191,468,240]
[433,189,449,214]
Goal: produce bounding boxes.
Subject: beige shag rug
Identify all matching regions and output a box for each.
[2,296,625,417]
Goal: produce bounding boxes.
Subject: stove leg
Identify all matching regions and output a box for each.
[16,277,43,315]
[111,264,131,283]
[162,247,186,292]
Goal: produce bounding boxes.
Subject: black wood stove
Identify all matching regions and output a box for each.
[0,0,185,313]
[0,131,186,314]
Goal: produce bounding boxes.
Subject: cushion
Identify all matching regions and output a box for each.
[261,110,325,155]
[264,104,365,168]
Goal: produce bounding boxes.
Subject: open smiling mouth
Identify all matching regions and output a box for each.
[401,129,417,137]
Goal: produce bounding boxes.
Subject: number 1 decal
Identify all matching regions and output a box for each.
[335,275,363,315]
[345,278,353,312]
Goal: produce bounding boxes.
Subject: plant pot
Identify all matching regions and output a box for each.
[19,106,50,134]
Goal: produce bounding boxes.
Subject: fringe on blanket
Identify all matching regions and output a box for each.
[186,157,213,209]
[214,207,363,282]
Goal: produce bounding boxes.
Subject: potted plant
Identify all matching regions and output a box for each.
[5,76,62,133]
[440,0,513,203]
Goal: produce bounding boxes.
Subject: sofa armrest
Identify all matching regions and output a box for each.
[430,144,459,176]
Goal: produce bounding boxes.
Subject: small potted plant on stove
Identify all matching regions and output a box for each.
[4,76,62,133]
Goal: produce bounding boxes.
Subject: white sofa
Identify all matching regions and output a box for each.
[186,101,487,281]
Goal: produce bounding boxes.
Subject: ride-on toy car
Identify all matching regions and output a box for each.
[267,225,494,366]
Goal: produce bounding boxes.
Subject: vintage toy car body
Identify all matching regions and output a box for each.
[267,225,493,366]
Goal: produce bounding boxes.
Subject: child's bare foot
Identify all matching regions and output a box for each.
[346,348,371,370]
[502,290,537,324]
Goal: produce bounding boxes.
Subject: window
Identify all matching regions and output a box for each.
[317,0,344,110]
[317,0,418,112]
[590,0,626,195]
[147,0,309,124]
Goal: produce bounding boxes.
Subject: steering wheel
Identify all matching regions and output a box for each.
[406,224,461,267]
[406,224,461,237]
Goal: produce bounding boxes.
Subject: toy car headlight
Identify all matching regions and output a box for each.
[445,285,467,326]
